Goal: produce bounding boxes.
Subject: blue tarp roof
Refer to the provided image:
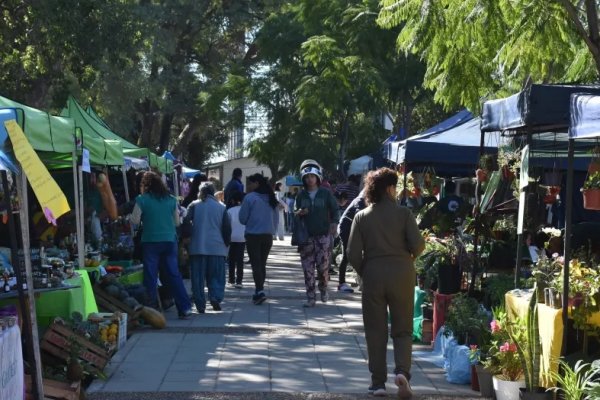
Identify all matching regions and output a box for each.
[481,84,600,133]
[385,110,473,163]
[570,94,600,139]
[385,112,503,176]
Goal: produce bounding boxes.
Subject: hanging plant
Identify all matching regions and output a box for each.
[582,171,600,210]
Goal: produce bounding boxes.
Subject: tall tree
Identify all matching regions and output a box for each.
[377,0,600,112]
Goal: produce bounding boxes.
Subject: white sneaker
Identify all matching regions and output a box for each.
[338,283,354,293]
[395,374,413,399]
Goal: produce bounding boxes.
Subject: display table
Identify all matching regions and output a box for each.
[35,270,99,326]
[505,289,600,387]
[0,270,99,327]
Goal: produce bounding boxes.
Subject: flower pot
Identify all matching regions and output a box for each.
[437,264,461,295]
[519,388,553,400]
[476,365,494,398]
[582,188,600,210]
[470,364,480,391]
[493,376,525,400]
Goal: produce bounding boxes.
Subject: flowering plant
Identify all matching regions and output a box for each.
[482,307,522,379]
[494,341,523,381]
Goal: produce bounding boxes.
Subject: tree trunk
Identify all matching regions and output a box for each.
[338,113,350,179]
[158,112,174,154]
[171,118,200,157]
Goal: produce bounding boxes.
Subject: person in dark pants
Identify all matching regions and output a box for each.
[337,190,367,293]
[130,171,193,319]
[347,168,425,398]
[227,191,246,288]
[238,174,278,305]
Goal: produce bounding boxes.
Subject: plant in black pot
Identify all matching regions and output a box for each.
[507,287,552,400]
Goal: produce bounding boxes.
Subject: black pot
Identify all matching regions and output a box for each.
[475,365,494,398]
[519,388,553,400]
[437,264,461,294]
[422,304,433,320]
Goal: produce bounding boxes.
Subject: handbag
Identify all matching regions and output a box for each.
[180,204,195,239]
[291,215,309,246]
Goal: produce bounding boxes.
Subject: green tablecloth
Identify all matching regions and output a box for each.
[117,270,143,285]
[0,270,99,327]
[35,270,98,326]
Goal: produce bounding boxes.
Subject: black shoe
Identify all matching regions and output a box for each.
[253,292,266,305]
[211,301,221,311]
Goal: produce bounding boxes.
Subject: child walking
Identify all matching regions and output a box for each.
[227,191,246,288]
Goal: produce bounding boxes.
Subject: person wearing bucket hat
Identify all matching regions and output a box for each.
[295,160,340,307]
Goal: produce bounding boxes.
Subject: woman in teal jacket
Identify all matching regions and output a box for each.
[131,171,192,318]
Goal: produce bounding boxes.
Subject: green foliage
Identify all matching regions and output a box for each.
[548,359,600,400]
[377,0,598,113]
[444,293,489,345]
[483,274,514,309]
[507,288,541,391]
[583,171,600,190]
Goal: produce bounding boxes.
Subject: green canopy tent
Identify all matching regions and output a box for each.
[0,95,91,270]
[69,97,173,174]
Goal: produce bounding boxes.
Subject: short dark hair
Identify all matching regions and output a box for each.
[348,174,361,186]
[233,168,242,178]
[445,180,456,194]
[141,171,170,198]
[364,168,398,204]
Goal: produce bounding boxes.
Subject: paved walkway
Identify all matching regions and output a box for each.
[88,237,484,399]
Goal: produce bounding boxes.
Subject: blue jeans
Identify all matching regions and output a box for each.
[190,255,226,310]
[142,241,192,314]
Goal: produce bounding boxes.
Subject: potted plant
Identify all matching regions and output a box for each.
[531,253,563,304]
[507,288,552,400]
[444,293,489,345]
[548,359,600,400]
[581,171,600,210]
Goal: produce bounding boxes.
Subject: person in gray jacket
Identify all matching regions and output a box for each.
[185,182,231,312]
[348,168,425,398]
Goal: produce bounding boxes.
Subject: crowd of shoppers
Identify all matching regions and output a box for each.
[131,162,427,398]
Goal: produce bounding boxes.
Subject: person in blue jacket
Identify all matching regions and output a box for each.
[239,174,278,305]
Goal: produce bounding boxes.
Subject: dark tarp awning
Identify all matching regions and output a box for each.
[570,93,600,139]
[481,84,600,133]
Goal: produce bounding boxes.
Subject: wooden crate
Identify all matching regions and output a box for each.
[422,318,433,345]
[40,322,110,373]
[92,284,141,331]
[25,375,81,400]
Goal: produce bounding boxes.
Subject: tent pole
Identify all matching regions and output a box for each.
[403,162,408,205]
[16,171,44,399]
[561,138,574,356]
[173,170,179,198]
[72,151,83,268]
[78,166,85,259]
[122,167,130,203]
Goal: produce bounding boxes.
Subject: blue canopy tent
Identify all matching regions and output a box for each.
[385,110,474,164]
[386,114,503,177]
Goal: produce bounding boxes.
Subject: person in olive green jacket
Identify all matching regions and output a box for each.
[347,168,425,398]
[295,160,340,308]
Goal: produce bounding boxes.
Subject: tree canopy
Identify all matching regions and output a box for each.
[377,0,600,112]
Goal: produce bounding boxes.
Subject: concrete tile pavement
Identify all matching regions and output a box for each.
[88,236,485,399]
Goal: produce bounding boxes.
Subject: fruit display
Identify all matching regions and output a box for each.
[97,274,142,311]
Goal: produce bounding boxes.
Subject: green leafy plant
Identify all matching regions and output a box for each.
[443,293,489,345]
[483,274,514,309]
[582,171,600,190]
[507,288,542,392]
[548,359,600,400]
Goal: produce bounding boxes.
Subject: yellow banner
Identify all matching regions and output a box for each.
[4,119,70,224]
